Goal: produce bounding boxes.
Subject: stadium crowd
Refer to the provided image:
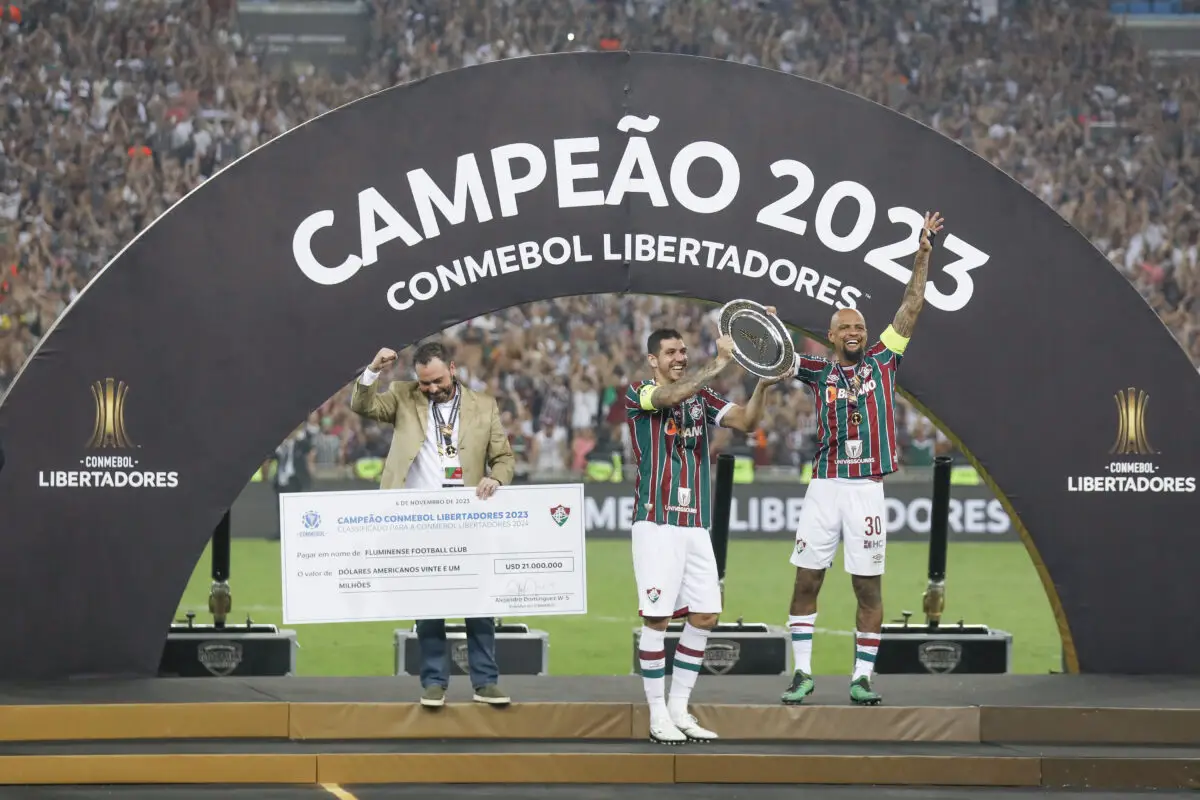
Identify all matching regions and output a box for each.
[1,0,1197,480]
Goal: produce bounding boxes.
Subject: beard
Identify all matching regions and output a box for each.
[841,345,865,364]
[426,383,455,403]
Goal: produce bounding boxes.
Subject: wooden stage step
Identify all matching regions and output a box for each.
[0,740,1195,789]
[0,675,1194,789]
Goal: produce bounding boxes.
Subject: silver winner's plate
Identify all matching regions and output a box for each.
[718,299,795,380]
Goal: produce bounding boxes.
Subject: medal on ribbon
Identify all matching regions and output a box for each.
[834,364,864,426]
[431,384,461,458]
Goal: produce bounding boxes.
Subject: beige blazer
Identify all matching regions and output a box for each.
[350,378,515,490]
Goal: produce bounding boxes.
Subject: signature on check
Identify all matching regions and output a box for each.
[504,578,558,596]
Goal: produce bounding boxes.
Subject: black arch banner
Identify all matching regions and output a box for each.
[0,52,1196,679]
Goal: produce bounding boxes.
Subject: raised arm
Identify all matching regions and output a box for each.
[719,380,771,433]
[891,211,944,338]
[647,335,736,410]
[350,347,401,423]
[350,374,400,423]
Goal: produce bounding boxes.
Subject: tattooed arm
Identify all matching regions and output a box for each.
[891,211,944,339]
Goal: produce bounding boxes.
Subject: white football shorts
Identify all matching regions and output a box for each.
[631,520,723,617]
[790,477,888,576]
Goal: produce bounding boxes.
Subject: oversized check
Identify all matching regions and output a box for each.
[278,483,587,624]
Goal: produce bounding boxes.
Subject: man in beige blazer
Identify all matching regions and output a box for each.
[351,340,515,708]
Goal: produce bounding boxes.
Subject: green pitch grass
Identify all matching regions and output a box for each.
[175,539,1062,677]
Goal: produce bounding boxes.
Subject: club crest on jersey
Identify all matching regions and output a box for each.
[689,403,703,420]
[645,587,661,603]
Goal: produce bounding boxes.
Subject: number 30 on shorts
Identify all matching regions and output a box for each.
[864,516,883,536]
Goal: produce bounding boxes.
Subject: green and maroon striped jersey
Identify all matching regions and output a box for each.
[624,381,732,528]
[793,326,909,480]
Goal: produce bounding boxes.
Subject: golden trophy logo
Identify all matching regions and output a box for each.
[1110,387,1156,457]
[88,378,135,449]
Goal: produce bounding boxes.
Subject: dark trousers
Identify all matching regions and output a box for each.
[417,617,500,689]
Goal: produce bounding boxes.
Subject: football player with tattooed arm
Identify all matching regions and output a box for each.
[627,326,783,745]
[781,211,944,707]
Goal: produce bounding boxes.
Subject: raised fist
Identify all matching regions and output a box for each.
[370,347,397,372]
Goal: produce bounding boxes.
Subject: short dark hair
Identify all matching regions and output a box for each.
[647,328,683,355]
[413,341,452,367]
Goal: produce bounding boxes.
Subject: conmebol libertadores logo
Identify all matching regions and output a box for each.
[37,378,180,490]
[1066,387,1196,494]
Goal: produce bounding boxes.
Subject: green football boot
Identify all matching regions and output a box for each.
[849,675,882,705]
[780,670,815,705]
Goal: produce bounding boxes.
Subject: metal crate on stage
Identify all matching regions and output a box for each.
[631,621,790,676]
[876,623,1012,674]
[394,622,550,676]
[159,623,297,677]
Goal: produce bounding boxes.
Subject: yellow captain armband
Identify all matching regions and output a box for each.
[638,384,659,411]
[880,325,910,355]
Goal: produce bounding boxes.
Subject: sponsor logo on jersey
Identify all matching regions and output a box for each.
[665,417,703,439]
[825,381,878,403]
[666,424,703,438]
